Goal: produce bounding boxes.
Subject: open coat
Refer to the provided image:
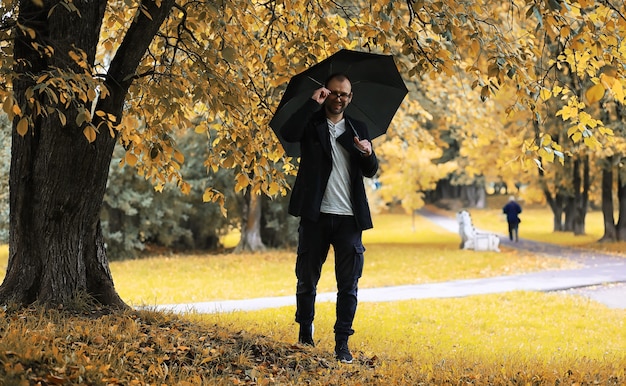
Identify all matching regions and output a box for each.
[280,99,379,230]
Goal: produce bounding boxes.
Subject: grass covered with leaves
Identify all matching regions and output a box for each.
[0,209,624,384]
[0,294,623,385]
[199,292,625,385]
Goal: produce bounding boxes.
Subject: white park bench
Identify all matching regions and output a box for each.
[456,210,500,252]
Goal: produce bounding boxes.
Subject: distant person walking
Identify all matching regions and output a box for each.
[502,196,522,242]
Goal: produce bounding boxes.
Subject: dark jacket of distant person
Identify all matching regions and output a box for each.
[503,199,522,224]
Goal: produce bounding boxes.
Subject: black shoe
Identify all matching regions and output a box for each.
[298,323,314,346]
[335,340,353,364]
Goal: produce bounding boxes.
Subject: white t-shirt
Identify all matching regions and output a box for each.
[320,119,353,215]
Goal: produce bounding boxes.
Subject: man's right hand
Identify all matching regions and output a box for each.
[312,87,331,104]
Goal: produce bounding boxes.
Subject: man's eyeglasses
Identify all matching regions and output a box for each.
[328,91,352,100]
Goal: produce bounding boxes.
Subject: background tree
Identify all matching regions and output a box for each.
[374,97,458,212]
[596,100,626,241]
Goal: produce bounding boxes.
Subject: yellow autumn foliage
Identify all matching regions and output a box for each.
[0,0,624,208]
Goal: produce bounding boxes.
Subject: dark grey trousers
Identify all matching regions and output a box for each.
[295,213,365,338]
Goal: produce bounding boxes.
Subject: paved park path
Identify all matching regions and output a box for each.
[156,209,626,314]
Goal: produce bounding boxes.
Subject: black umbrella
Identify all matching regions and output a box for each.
[269,49,408,157]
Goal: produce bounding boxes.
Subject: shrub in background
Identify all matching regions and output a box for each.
[102,132,238,260]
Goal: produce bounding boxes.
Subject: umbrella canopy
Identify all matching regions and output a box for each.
[269,49,408,157]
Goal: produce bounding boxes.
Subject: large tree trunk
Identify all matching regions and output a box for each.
[0,0,175,308]
[600,158,617,242]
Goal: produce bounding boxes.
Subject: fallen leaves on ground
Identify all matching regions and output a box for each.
[0,307,382,385]
[0,305,623,385]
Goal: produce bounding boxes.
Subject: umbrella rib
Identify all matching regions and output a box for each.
[307,76,323,86]
[349,103,388,138]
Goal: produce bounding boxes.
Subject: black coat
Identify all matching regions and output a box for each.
[280,99,379,230]
[502,201,522,224]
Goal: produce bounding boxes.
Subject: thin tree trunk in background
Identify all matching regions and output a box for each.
[572,156,589,235]
[235,191,266,253]
[563,158,579,232]
[540,170,565,232]
[535,110,562,232]
[563,195,575,232]
[474,182,486,209]
[617,170,626,241]
[600,158,617,241]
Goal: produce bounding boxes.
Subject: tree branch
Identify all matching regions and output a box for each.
[406,0,417,25]
[105,0,176,96]
[599,0,626,22]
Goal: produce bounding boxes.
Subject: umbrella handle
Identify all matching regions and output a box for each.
[348,120,360,140]
[348,120,368,154]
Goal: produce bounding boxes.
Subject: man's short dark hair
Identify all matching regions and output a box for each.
[324,73,351,87]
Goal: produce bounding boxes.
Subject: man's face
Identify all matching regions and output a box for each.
[324,78,352,116]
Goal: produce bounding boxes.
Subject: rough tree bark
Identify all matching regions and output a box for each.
[0,0,176,308]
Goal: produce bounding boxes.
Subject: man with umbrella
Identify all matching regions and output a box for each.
[279,72,378,364]
[271,49,407,364]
